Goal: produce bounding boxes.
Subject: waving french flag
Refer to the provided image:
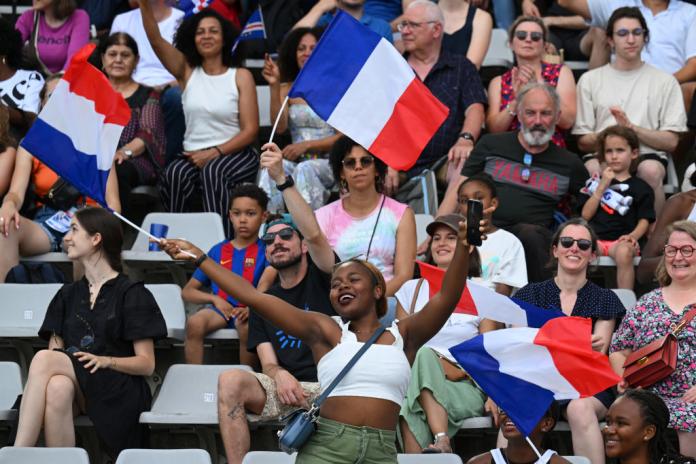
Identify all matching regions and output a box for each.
[288,11,448,171]
[20,45,130,207]
[417,262,563,327]
[450,317,620,436]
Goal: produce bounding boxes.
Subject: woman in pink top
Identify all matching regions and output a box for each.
[315,136,416,296]
[15,0,90,74]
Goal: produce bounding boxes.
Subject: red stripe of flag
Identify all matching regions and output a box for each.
[417,261,477,315]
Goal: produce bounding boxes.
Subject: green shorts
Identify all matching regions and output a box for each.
[296,417,398,464]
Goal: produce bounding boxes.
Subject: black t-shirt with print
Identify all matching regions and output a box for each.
[461,132,589,227]
[247,254,337,382]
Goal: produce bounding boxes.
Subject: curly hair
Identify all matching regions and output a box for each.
[277,27,323,83]
[174,9,241,68]
[0,18,23,70]
[329,136,386,194]
[229,183,269,211]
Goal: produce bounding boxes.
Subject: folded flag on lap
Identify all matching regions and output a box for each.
[20,44,130,207]
[449,317,620,436]
[288,11,448,171]
[416,261,564,327]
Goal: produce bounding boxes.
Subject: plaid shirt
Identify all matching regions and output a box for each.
[407,50,486,174]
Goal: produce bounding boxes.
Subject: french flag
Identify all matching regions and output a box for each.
[288,11,448,171]
[417,261,564,327]
[20,45,130,207]
[450,317,620,436]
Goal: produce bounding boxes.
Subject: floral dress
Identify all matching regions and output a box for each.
[499,62,567,147]
[610,288,696,432]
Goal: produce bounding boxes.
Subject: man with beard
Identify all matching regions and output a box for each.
[295,0,393,42]
[215,188,338,463]
[439,82,589,282]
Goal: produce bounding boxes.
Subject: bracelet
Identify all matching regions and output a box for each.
[110,356,115,369]
[213,146,224,156]
[194,253,208,267]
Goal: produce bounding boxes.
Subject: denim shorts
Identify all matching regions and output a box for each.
[35,206,66,252]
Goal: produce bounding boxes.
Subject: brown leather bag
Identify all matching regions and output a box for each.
[623,305,696,388]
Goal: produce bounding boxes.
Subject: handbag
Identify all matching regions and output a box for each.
[41,178,82,211]
[277,324,386,454]
[623,305,696,388]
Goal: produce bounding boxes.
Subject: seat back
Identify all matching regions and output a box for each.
[562,457,591,464]
[242,451,297,463]
[0,284,62,338]
[115,448,212,464]
[482,29,513,68]
[611,288,637,310]
[0,362,22,413]
[397,454,463,463]
[144,284,186,341]
[0,447,90,464]
[415,214,435,247]
[130,213,226,253]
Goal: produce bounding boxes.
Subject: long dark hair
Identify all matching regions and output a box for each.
[74,207,123,272]
[174,9,240,68]
[277,27,323,83]
[0,18,23,70]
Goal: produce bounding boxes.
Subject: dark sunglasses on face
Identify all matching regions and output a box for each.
[615,28,645,38]
[559,236,592,251]
[514,30,544,42]
[261,227,295,245]
[342,155,374,170]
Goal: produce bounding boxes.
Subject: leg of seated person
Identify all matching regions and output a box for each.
[43,375,79,446]
[636,159,666,215]
[160,86,185,165]
[584,157,601,177]
[15,350,81,446]
[505,223,552,283]
[678,431,696,458]
[565,397,607,464]
[115,160,140,221]
[399,417,423,453]
[160,158,200,213]
[200,150,259,238]
[234,318,258,369]
[579,27,610,70]
[184,309,228,364]
[417,389,452,453]
[609,241,636,290]
[218,369,267,464]
[0,218,52,281]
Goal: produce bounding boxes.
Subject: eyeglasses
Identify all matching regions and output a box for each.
[261,227,295,245]
[615,28,645,38]
[341,155,374,170]
[514,30,544,42]
[396,20,437,32]
[664,245,695,258]
[521,153,532,183]
[559,236,592,251]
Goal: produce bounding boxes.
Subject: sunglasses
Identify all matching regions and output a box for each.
[521,153,532,183]
[261,227,295,245]
[558,236,592,251]
[514,30,544,42]
[615,28,645,38]
[342,155,374,170]
[664,245,694,258]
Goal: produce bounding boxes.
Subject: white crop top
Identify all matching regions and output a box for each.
[317,317,411,406]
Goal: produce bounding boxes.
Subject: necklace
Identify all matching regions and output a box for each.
[87,272,117,306]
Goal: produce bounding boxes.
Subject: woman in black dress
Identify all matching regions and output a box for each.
[13,207,167,456]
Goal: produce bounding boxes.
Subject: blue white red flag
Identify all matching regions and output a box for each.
[231,7,266,54]
[20,44,130,207]
[179,0,214,17]
[417,261,564,327]
[288,11,448,171]
[449,317,620,436]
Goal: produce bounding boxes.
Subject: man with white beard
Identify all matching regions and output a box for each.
[439,83,589,282]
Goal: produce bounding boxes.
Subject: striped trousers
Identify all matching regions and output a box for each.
[159,148,259,237]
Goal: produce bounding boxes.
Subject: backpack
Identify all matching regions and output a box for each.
[5,262,66,284]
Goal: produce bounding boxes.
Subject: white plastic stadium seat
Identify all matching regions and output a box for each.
[415,214,435,247]
[145,284,186,341]
[115,448,212,464]
[0,447,90,464]
[139,364,252,425]
[0,362,22,422]
[482,29,513,68]
[562,456,591,464]
[257,85,271,128]
[593,256,640,267]
[398,453,464,463]
[611,288,637,310]
[0,284,62,338]
[242,451,297,463]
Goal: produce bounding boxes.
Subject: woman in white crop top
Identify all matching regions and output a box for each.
[139,2,259,237]
[159,207,481,464]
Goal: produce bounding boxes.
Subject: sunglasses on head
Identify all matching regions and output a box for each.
[514,30,544,42]
[261,227,295,245]
[342,155,374,170]
[558,236,592,251]
[615,28,645,38]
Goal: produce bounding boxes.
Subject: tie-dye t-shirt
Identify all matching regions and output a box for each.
[315,195,408,281]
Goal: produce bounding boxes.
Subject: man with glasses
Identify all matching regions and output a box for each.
[438,82,589,282]
[294,0,393,41]
[573,7,687,215]
[384,0,486,194]
[216,158,338,464]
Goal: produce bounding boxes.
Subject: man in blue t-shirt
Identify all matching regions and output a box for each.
[294,0,394,42]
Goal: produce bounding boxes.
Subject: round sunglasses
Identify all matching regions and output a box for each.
[341,155,375,170]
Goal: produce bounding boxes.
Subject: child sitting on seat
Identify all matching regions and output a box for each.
[182,184,275,366]
[580,126,655,290]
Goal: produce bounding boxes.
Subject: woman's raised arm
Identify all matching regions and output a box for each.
[138,0,190,85]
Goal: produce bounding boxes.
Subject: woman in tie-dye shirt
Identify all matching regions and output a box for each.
[315,136,416,296]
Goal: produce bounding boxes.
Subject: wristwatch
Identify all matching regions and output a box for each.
[123,149,133,158]
[276,176,295,192]
[458,132,475,143]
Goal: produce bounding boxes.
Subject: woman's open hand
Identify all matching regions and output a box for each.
[74,352,113,374]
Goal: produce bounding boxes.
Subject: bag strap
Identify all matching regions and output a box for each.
[408,278,425,315]
[672,305,696,335]
[365,194,386,261]
[313,324,386,408]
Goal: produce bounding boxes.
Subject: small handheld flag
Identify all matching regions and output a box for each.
[231,7,266,54]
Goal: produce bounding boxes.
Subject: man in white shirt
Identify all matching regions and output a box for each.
[110,0,185,162]
[572,6,687,214]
